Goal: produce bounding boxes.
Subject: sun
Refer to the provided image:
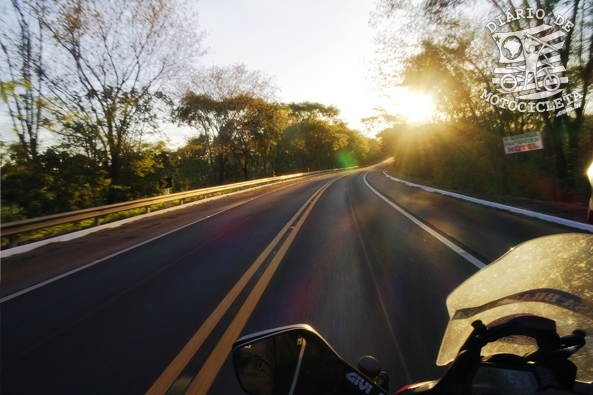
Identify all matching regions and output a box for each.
[395,93,434,122]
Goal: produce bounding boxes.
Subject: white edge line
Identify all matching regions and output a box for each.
[364,172,486,270]
[1,176,324,259]
[382,170,593,233]
[0,180,308,303]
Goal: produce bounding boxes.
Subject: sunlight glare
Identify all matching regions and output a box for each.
[396,93,434,122]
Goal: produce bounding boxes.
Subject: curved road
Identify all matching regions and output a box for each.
[2,164,585,394]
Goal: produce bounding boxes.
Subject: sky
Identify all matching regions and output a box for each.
[1,0,417,149]
[169,0,392,141]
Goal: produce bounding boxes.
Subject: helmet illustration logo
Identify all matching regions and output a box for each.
[480,8,582,116]
[492,26,565,99]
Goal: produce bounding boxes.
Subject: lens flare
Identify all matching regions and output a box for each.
[337,150,356,168]
[396,94,434,122]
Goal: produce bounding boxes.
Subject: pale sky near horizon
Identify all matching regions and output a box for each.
[175,0,393,140]
[2,0,415,149]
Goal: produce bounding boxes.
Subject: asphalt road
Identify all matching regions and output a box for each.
[2,164,586,395]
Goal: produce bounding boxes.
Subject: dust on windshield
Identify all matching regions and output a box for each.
[437,234,593,383]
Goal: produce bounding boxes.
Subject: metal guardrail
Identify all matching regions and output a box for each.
[1,168,352,245]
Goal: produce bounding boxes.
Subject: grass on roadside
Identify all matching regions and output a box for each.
[0,181,281,249]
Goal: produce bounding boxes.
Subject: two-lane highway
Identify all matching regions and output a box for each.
[2,165,585,394]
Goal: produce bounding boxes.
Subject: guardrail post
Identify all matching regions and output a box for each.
[94,217,101,227]
[146,206,151,214]
[9,235,18,248]
[165,188,171,208]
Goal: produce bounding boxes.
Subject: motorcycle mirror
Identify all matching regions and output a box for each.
[233,325,391,395]
[232,325,344,395]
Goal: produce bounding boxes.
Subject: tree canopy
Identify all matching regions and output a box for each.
[0,1,383,231]
[370,0,592,202]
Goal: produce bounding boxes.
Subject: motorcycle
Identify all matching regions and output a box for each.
[231,233,593,395]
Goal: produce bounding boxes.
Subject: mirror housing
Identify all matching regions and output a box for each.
[232,325,389,395]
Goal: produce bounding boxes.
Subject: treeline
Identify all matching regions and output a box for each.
[0,1,380,222]
[171,65,381,187]
[377,119,591,200]
[2,98,380,222]
[369,0,593,202]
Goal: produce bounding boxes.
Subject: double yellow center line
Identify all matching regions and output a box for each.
[146,178,337,395]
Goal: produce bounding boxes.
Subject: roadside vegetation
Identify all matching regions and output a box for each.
[1,0,383,227]
[369,0,593,203]
[6,0,588,240]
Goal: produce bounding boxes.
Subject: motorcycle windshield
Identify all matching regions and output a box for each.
[437,234,593,383]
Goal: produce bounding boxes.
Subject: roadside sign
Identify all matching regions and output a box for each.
[159,177,172,189]
[503,131,544,154]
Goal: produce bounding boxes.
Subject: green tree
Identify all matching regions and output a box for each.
[42,0,205,202]
[232,99,290,179]
[1,143,110,221]
[369,0,593,200]
[0,0,57,216]
[276,102,369,172]
[116,141,171,200]
[0,0,51,172]
[250,103,291,177]
[173,64,279,184]
[170,137,212,191]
